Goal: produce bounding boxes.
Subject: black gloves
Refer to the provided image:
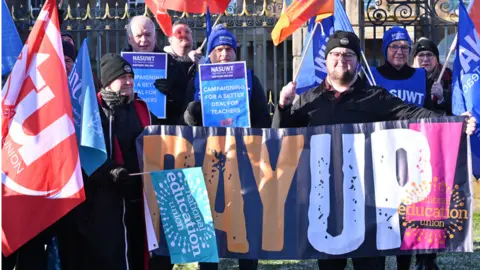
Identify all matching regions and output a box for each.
[154,78,171,96]
[109,166,140,201]
[184,101,203,126]
[109,167,129,183]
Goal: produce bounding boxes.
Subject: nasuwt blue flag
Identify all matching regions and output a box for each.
[333,0,353,32]
[68,39,107,176]
[296,16,334,94]
[2,0,22,75]
[151,167,219,264]
[452,1,480,177]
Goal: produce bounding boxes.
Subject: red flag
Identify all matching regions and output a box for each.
[470,0,480,36]
[272,0,334,45]
[158,0,230,14]
[146,0,173,37]
[1,0,84,256]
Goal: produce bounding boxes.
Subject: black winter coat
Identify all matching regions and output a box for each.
[59,95,151,270]
[272,78,441,128]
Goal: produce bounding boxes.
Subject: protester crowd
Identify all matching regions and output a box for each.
[2,15,475,270]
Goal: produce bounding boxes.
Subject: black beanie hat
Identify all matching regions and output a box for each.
[325,31,361,60]
[100,53,134,87]
[62,40,77,62]
[412,37,440,60]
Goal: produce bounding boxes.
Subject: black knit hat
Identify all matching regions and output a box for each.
[325,31,361,60]
[62,40,77,61]
[412,38,439,60]
[100,53,134,87]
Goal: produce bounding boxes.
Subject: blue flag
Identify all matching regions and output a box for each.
[205,6,213,64]
[333,0,354,32]
[2,0,22,76]
[452,1,480,177]
[296,17,334,94]
[68,39,107,176]
[151,167,219,264]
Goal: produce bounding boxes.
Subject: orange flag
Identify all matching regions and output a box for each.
[146,0,173,37]
[272,0,334,46]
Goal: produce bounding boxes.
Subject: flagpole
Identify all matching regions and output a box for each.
[360,66,373,86]
[361,52,376,85]
[436,34,457,84]
[293,22,320,82]
[198,13,224,51]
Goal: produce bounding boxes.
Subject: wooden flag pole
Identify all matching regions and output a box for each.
[436,34,457,84]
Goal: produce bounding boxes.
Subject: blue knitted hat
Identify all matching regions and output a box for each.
[207,25,237,55]
[382,26,412,59]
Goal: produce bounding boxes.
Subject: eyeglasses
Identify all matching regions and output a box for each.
[328,52,356,61]
[416,52,435,59]
[388,45,411,52]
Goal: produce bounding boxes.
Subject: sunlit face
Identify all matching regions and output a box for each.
[169,24,193,51]
[64,55,74,75]
[326,47,358,84]
[209,45,236,63]
[387,40,410,69]
[414,50,438,74]
[128,21,156,52]
[106,73,134,99]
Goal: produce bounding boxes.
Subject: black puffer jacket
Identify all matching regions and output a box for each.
[272,77,441,128]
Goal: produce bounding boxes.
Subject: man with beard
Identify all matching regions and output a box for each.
[370,27,432,109]
[123,16,203,124]
[273,30,476,270]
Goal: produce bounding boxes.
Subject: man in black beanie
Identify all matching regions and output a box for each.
[62,40,76,75]
[273,30,476,269]
[58,53,161,270]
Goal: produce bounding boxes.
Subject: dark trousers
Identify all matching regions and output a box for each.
[199,259,259,270]
[149,255,174,270]
[396,255,412,270]
[1,226,55,270]
[2,253,16,270]
[397,254,439,270]
[317,257,385,270]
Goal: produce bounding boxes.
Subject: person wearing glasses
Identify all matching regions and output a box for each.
[371,27,433,109]
[274,30,477,270]
[413,37,453,115]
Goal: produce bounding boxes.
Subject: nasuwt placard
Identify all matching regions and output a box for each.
[121,52,167,118]
[198,61,250,127]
